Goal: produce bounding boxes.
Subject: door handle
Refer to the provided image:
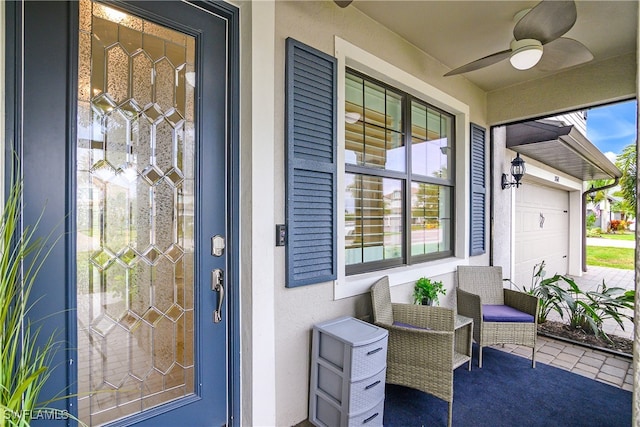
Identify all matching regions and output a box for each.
[212,269,225,323]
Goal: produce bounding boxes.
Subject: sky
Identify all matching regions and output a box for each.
[586,100,637,163]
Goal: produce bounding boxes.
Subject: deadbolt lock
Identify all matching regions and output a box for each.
[211,235,225,257]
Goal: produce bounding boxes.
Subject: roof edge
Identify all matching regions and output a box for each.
[559,127,622,179]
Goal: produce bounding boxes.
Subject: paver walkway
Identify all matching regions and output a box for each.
[494,265,635,392]
[494,336,633,391]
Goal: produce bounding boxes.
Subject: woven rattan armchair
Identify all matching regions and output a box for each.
[370,276,471,427]
[456,266,539,368]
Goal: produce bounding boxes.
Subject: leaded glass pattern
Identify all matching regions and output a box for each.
[76,0,196,424]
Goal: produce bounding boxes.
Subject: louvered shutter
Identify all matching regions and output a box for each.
[284,38,337,287]
[470,123,486,256]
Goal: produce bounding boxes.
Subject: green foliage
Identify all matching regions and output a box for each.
[586,212,596,228]
[562,280,634,341]
[519,261,574,324]
[521,261,635,341]
[598,232,634,241]
[587,246,634,270]
[615,143,637,214]
[586,227,602,237]
[413,277,446,306]
[0,176,60,426]
[611,193,635,221]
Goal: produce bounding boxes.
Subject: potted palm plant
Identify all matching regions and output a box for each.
[413,277,446,306]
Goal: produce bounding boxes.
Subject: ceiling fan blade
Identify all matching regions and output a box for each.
[536,38,594,71]
[334,0,353,7]
[444,49,511,76]
[514,0,577,45]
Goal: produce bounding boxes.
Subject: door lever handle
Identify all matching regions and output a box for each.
[212,269,225,323]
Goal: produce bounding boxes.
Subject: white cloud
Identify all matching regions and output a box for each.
[603,151,618,163]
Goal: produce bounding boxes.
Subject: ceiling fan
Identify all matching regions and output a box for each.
[444,0,593,76]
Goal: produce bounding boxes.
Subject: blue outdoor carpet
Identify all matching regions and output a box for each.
[383,345,631,426]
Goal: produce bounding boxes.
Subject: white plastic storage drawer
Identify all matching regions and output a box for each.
[317,366,386,414]
[316,318,388,380]
[310,317,388,427]
[348,396,384,427]
[314,395,384,427]
[349,340,386,381]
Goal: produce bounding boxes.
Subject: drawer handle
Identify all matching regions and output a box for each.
[365,380,381,390]
[363,412,379,424]
[367,347,383,356]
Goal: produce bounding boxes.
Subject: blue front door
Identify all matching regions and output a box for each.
[10,1,238,425]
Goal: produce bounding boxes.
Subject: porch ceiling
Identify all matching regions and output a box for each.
[350,1,637,93]
[505,120,622,181]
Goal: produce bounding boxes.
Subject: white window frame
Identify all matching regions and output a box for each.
[334,36,472,299]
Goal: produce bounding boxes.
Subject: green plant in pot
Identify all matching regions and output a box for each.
[413,277,446,306]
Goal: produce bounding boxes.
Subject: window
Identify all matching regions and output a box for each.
[344,70,454,275]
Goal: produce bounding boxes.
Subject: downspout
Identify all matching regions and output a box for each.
[582,177,619,272]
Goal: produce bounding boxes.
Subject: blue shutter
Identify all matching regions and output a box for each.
[285,38,337,287]
[470,123,486,256]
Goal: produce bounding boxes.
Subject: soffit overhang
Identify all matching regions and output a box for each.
[505,121,621,181]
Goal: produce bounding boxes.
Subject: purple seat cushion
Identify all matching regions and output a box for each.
[393,321,431,330]
[483,305,534,323]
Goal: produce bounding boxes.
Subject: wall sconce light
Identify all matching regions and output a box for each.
[501,153,526,189]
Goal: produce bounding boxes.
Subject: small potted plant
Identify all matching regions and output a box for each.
[413,277,446,306]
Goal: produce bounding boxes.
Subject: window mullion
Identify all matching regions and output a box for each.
[404,94,412,265]
[344,69,455,275]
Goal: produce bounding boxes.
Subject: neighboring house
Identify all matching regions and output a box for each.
[588,194,628,231]
[1,1,637,427]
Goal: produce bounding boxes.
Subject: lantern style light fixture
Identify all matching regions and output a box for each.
[501,153,526,189]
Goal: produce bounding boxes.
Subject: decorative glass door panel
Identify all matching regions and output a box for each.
[76,1,198,424]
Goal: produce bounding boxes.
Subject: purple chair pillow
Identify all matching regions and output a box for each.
[483,305,534,323]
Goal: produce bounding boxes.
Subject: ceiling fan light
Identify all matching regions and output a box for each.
[509,39,543,70]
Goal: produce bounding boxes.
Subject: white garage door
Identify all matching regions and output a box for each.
[514,183,569,288]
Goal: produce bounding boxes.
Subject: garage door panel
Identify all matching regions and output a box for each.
[517,183,568,207]
[514,183,569,288]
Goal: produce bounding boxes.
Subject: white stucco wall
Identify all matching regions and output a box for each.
[491,127,513,276]
[270,2,489,424]
[487,53,636,125]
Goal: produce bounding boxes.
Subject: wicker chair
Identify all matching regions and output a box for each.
[370,276,471,427]
[456,265,539,368]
